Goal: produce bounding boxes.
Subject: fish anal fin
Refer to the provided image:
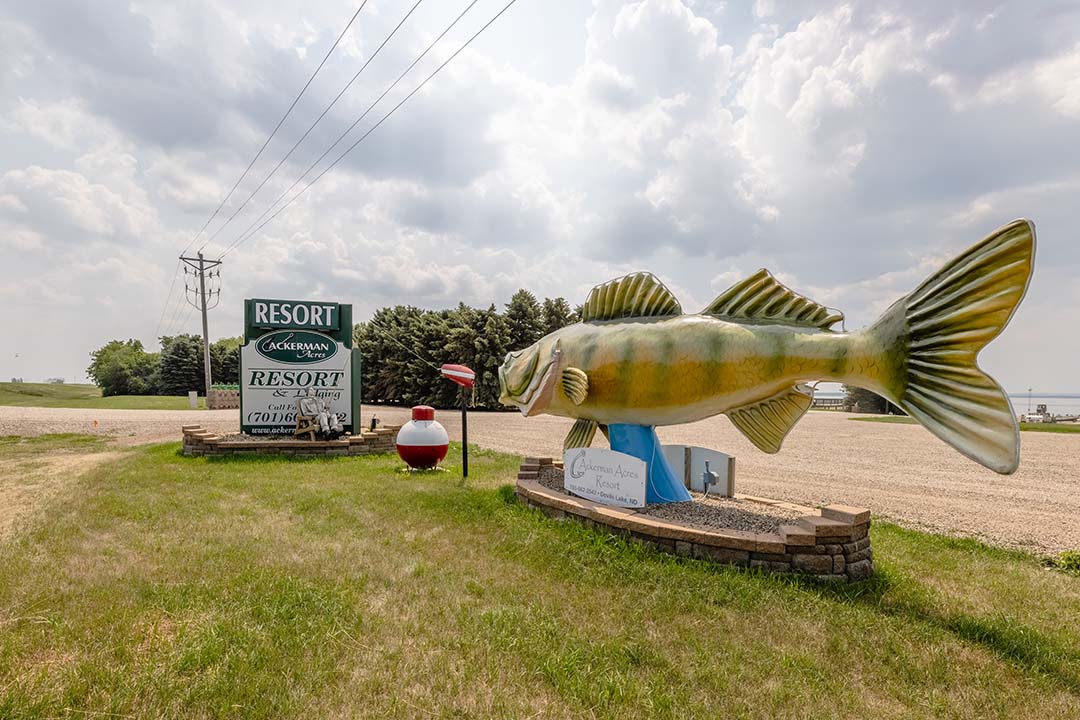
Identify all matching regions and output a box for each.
[564,418,599,451]
[706,269,843,329]
[561,367,588,405]
[727,385,813,453]
[581,272,682,322]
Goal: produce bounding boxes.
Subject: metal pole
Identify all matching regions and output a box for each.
[197,252,213,400]
[461,388,468,478]
[180,253,221,404]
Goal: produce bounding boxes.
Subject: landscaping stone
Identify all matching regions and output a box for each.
[847,559,874,580]
[181,425,401,459]
[791,553,833,574]
[692,544,749,566]
[518,461,874,581]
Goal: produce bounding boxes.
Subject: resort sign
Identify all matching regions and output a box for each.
[240,298,360,435]
[563,448,647,508]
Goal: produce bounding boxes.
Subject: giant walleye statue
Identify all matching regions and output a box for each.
[498,220,1035,481]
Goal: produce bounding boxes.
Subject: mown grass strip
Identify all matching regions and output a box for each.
[850,415,1080,433]
[0,382,203,410]
[0,442,1078,718]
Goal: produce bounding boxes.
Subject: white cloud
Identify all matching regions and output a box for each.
[0,0,1078,392]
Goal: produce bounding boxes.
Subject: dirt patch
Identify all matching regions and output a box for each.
[0,451,124,540]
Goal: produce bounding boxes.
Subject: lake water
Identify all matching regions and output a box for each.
[813,391,1080,415]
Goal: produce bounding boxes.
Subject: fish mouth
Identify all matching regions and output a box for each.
[501,350,539,399]
[500,343,560,416]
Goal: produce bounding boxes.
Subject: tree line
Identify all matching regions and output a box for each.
[88,290,577,406]
[90,293,903,416]
[87,335,242,397]
[354,290,576,409]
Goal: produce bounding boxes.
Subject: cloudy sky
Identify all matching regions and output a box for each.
[2,0,1078,393]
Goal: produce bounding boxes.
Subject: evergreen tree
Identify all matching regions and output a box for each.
[357,306,442,406]
[156,334,206,396]
[210,336,243,385]
[541,297,575,334]
[473,304,511,408]
[351,293,567,410]
[505,289,544,352]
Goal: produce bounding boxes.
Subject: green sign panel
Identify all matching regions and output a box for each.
[246,298,344,333]
[255,329,339,364]
[240,298,360,435]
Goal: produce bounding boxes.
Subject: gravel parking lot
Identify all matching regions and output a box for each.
[3,404,1077,554]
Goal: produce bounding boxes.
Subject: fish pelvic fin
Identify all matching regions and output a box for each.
[866,219,1035,474]
[727,385,813,453]
[564,418,599,451]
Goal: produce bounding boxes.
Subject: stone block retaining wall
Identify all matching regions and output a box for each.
[207,389,240,409]
[517,458,873,582]
[181,424,400,457]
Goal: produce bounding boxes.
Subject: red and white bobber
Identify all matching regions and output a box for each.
[396,405,449,469]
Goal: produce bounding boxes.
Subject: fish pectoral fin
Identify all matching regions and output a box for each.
[727,384,813,454]
[705,269,843,329]
[580,272,682,321]
[561,367,589,405]
[564,418,599,451]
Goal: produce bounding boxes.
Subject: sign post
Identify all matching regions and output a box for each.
[439,364,475,478]
[240,298,359,435]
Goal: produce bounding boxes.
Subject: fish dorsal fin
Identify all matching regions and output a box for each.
[705,269,843,329]
[564,418,599,450]
[581,272,682,322]
[727,385,813,453]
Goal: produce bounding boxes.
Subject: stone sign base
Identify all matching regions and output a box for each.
[516,458,873,582]
[181,424,400,458]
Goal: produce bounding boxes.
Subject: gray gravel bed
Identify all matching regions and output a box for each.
[535,465,804,534]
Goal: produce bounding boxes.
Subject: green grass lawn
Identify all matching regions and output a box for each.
[1,444,1078,719]
[0,382,204,410]
[850,415,1080,433]
[0,433,110,459]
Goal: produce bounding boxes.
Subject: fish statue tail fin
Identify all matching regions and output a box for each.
[867,219,1035,474]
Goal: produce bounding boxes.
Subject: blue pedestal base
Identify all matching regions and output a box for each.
[607,423,691,504]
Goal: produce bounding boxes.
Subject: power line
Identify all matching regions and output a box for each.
[220,0,520,259]
[199,0,426,254]
[164,291,194,337]
[162,270,189,336]
[218,0,481,259]
[177,1,369,257]
[382,327,442,371]
[154,259,183,338]
[163,271,194,337]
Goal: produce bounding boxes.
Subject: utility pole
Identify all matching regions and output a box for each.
[180,252,222,400]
